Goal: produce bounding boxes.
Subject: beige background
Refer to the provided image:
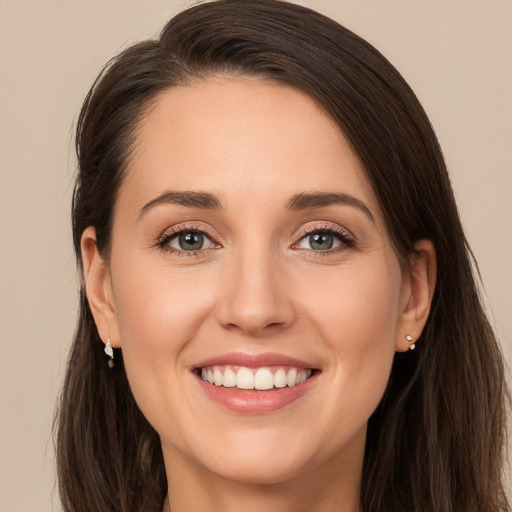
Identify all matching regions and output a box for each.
[0,1,510,510]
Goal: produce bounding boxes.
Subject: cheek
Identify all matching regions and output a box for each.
[112,253,215,350]
[306,255,402,348]
[110,267,233,461]
[109,256,217,421]
[298,259,402,428]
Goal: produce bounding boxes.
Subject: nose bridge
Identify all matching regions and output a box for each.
[216,238,295,336]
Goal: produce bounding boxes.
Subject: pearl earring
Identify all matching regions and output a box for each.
[104,337,114,368]
[406,335,415,351]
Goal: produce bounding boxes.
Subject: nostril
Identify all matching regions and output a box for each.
[223,320,288,337]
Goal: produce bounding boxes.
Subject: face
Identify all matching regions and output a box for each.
[89,78,418,487]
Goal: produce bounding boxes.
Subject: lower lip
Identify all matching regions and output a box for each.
[195,373,317,414]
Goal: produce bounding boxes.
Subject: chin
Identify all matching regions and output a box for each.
[166,425,321,486]
[202,452,311,486]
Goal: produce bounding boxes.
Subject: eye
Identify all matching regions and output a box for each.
[293,225,355,253]
[297,231,343,251]
[303,232,338,250]
[158,227,217,254]
[170,231,209,251]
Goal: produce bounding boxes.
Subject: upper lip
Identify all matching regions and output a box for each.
[193,352,317,370]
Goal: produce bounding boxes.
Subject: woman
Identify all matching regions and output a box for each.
[55,1,510,511]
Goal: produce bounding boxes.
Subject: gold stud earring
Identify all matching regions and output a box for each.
[406,335,415,351]
[104,337,114,368]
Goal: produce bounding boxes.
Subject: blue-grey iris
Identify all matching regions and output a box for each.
[310,233,334,250]
[179,232,204,250]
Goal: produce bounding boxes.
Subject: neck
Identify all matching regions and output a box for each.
[162,440,363,512]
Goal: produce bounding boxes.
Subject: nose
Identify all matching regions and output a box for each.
[215,248,296,338]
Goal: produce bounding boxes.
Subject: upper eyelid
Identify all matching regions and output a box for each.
[157,223,220,244]
[294,222,354,240]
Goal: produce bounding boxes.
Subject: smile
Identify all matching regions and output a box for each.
[193,352,320,413]
[200,365,313,390]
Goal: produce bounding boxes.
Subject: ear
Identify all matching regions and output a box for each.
[395,239,437,352]
[81,226,120,348]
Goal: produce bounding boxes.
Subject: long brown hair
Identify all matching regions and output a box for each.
[55,1,510,510]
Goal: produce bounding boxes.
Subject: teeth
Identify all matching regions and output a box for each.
[274,368,287,388]
[200,365,313,390]
[223,368,237,387]
[286,368,297,387]
[236,367,254,389]
[214,368,223,386]
[254,368,274,390]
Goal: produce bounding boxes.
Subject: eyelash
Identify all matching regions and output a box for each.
[156,224,219,258]
[156,222,355,257]
[292,223,356,256]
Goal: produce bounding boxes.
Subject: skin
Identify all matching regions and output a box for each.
[82,78,436,512]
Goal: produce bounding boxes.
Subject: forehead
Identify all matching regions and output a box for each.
[120,77,382,223]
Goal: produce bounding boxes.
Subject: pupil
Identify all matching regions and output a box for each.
[310,233,333,250]
[179,232,203,250]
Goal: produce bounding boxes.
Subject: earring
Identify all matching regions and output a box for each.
[104,337,114,368]
[406,335,415,351]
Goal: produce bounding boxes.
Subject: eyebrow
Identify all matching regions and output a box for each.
[138,190,223,220]
[138,189,375,224]
[286,192,375,223]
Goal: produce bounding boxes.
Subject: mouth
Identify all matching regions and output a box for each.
[192,353,320,413]
[196,365,315,390]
